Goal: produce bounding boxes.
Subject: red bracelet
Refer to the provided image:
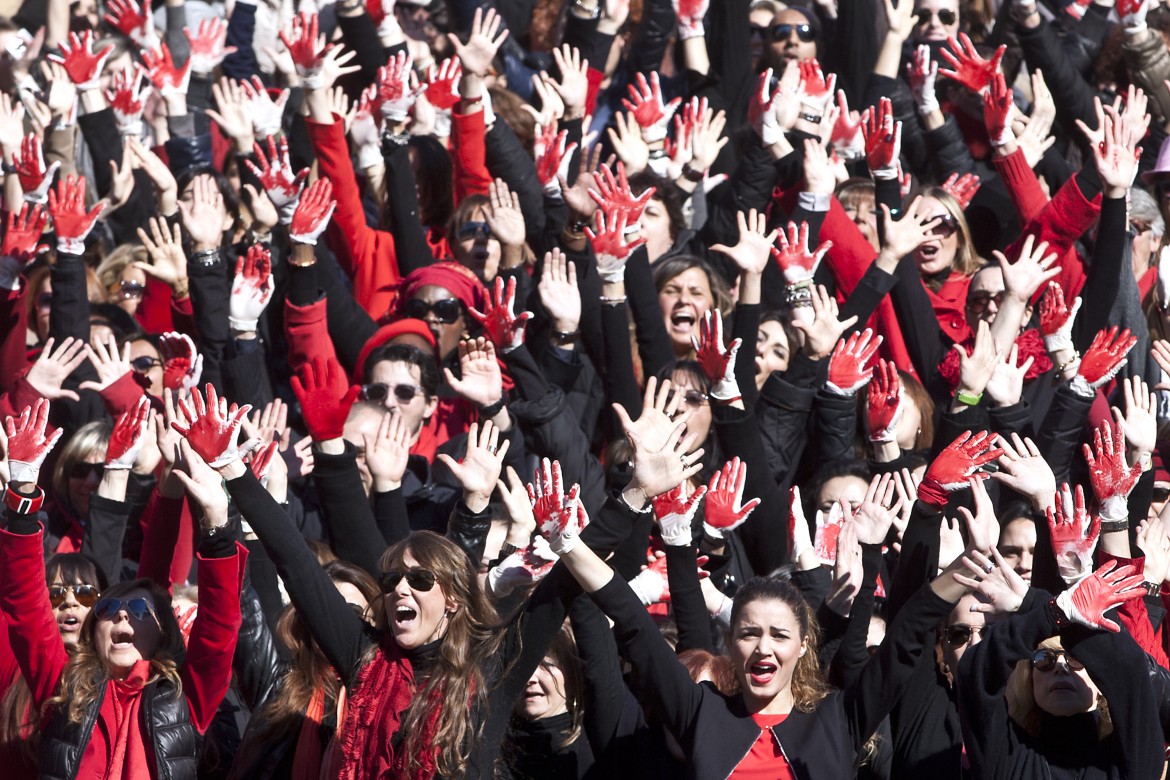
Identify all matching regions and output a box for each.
[3,484,44,515]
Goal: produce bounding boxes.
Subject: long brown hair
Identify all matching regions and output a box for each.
[377,531,502,779]
[1005,637,1113,739]
[46,578,185,724]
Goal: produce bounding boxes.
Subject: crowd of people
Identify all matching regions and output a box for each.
[5,0,1170,776]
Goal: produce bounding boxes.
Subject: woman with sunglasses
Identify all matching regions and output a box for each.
[0,400,247,780]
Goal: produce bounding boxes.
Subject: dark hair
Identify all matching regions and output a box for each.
[628,171,685,242]
[362,342,440,398]
[653,255,734,318]
[406,136,454,228]
[999,500,1039,527]
[807,459,872,511]
[46,553,109,592]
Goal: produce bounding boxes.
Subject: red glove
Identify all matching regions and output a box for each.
[1038,281,1081,353]
[528,458,589,556]
[691,310,741,402]
[230,244,274,331]
[798,58,836,114]
[941,172,981,210]
[1054,561,1145,632]
[106,66,151,137]
[866,360,903,443]
[290,356,361,442]
[861,97,901,177]
[826,328,882,396]
[48,176,104,255]
[748,68,782,146]
[13,133,61,205]
[815,501,846,565]
[159,332,202,393]
[183,17,237,75]
[1,203,49,265]
[246,135,309,225]
[621,71,682,143]
[938,33,1005,94]
[248,441,279,484]
[4,398,63,484]
[628,552,673,605]
[918,430,1004,507]
[141,42,191,97]
[534,122,577,192]
[703,457,761,539]
[425,58,462,110]
[468,275,532,352]
[487,537,559,597]
[288,178,336,245]
[280,12,330,86]
[172,384,260,467]
[1075,326,1136,391]
[1083,419,1142,521]
[105,397,152,470]
[983,71,1014,147]
[585,208,647,283]
[1047,483,1100,583]
[652,482,708,546]
[830,91,865,161]
[672,0,710,39]
[771,221,830,285]
[588,162,656,226]
[377,51,422,121]
[103,0,157,48]
[49,31,114,90]
[1118,0,1148,27]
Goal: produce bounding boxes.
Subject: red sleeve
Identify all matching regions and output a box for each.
[451,109,491,202]
[170,296,197,340]
[0,285,29,395]
[585,68,604,116]
[991,149,1048,227]
[181,543,247,733]
[305,115,401,320]
[0,614,21,695]
[1100,552,1170,669]
[136,491,195,589]
[803,195,877,294]
[283,297,339,378]
[0,527,67,710]
[98,372,147,418]
[133,278,176,334]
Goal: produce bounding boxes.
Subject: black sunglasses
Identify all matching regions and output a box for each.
[667,388,709,410]
[915,8,957,25]
[943,624,985,647]
[130,356,163,373]
[402,297,463,324]
[94,596,160,626]
[927,214,959,238]
[49,584,99,608]
[457,221,492,240]
[119,280,145,299]
[1031,648,1084,672]
[966,291,1005,314]
[750,22,815,42]
[362,382,426,404]
[70,462,105,480]
[379,568,438,593]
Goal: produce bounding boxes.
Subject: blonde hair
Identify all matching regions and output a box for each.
[96,245,148,301]
[51,420,111,509]
[919,187,983,281]
[1005,637,1112,739]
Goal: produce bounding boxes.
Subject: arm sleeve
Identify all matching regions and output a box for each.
[311,442,387,577]
[665,543,715,654]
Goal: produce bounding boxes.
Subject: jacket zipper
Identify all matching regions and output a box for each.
[723,726,797,780]
[775,730,800,780]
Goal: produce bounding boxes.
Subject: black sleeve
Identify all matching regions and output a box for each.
[1072,195,1128,351]
[484,120,546,248]
[336,9,388,90]
[232,583,284,712]
[665,543,714,654]
[889,258,950,391]
[599,301,644,420]
[812,388,859,473]
[373,487,410,547]
[569,595,630,759]
[886,501,943,622]
[1017,18,1099,132]
[220,342,275,412]
[754,370,816,487]
[838,263,899,340]
[446,500,492,569]
[186,253,233,393]
[311,442,387,578]
[833,542,883,689]
[700,140,781,249]
[731,303,761,411]
[83,494,130,585]
[624,248,675,379]
[925,116,976,182]
[380,139,435,273]
[226,470,373,684]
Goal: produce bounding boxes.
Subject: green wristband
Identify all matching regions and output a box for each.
[955,390,983,406]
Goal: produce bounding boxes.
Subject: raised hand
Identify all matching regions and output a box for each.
[487,537,559,597]
[135,216,187,291]
[290,356,361,442]
[792,284,859,360]
[861,97,901,177]
[918,430,1004,507]
[178,175,226,250]
[830,91,865,161]
[748,68,783,145]
[534,122,577,195]
[1114,376,1157,461]
[941,172,981,210]
[588,162,655,227]
[984,343,1035,408]
[1083,419,1142,522]
[907,44,940,116]
[958,475,1001,551]
[1047,482,1100,583]
[377,50,422,122]
[142,43,192,98]
[288,178,336,245]
[653,481,707,545]
[797,58,836,116]
[1075,326,1137,393]
[23,338,86,402]
[528,458,588,556]
[13,133,60,204]
[424,58,462,110]
[549,45,589,119]
[447,7,510,78]
[1054,561,1145,632]
[184,17,237,75]
[49,31,114,90]
[826,328,882,396]
[1137,515,1170,587]
[443,337,504,410]
[628,552,673,605]
[953,548,1028,615]
[246,135,308,225]
[710,208,777,277]
[673,0,710,38]
[1119,0,1149,30]
[105,397,152,470]
[537,249,581,336]
[586,208,646,284]
[484,178,526,251]
[789,486,816,565]
[867,359,903,443]
[47,175,104,254]
[104,0,157,48]
[248,441,280,486]
[616,403,703,504]
[1039,281,1081,354]
[438,420,510,507]
[170,384,260,468]
[230,244,274,332]
[106,66,151,138]
[815,501,846,565]
[363,411,411,492]
[158,332,202,394]
[468,275,532,352]
[703,457,761,539]
[691,310,741,402]
[280,12,331,86]
[80,334,132,393]
[622,71,682,143]
[4,398,63,484]
[854,473,898,545]
[938,33,1005,94]
[991,432,1056,510]
[771,221,830,285]
[983,71,1015,147]
[240,76,290,140]
[0,203,49,269]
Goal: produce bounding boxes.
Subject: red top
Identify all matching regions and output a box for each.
[731,713,795,779]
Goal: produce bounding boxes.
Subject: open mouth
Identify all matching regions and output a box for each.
[58,616,80,631]
[394,605,418,628]
[919,244,940,259]
[111,629,134,650]
[749,662,777,685]
[670,310,696,331]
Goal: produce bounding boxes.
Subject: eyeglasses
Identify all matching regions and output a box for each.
[119,280,145,300]
[1153,485,1170,503]
[362,382,425,404]
[667,388,709,410]
[36,292,53,309]
[130,356,163,373]
[915,8,957,25]
[94,596,161,626]
[379,568,437,593]
[943,624,986,647]
[70,462,105,480]
[966,290,1004,314]
[349,602,368,620]
[927,214,959,238]
[49,584,99,608]
[751,22,815,41]
[457,221,492,241]
[402,297,463,324]
[1031,648,1085,672]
